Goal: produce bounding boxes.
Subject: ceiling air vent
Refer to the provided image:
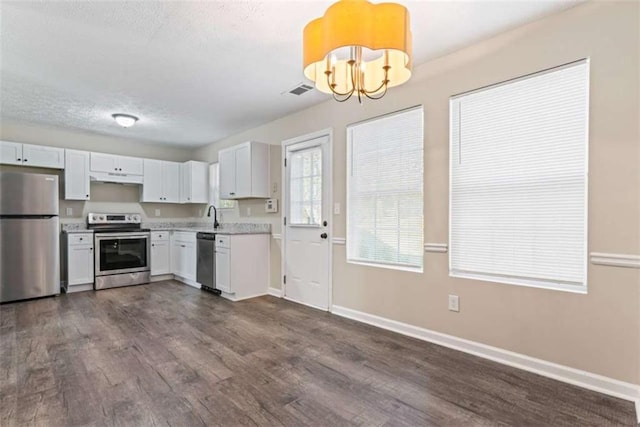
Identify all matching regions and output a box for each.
[286,83,314,96]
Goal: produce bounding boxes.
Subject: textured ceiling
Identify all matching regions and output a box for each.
[0,0,580,147]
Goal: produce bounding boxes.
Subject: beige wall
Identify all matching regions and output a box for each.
[195,2,640,384]
[0,120,202,221]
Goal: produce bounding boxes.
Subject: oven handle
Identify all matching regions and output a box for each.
[95,233,150,240]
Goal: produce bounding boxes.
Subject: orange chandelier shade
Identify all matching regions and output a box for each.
[303,0,412,103]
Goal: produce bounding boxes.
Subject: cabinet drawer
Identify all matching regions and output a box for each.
[215,235,230,248]
[68,233,93,245]
[151,231,169,241]
[172,231,196,244]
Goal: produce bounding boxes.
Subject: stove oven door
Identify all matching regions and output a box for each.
[95,233,150,276]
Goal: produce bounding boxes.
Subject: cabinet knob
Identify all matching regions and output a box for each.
[89,248,93,251]
[152,244,155,247]
[23,159,28,162]
[17,158,21,161]
[79,237,83,241]
[86,194,89,198]
[320,233,328,239]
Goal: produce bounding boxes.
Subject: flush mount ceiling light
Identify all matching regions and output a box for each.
[112,113,139,128]
[303,0,412,104]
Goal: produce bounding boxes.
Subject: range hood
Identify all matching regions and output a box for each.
[90,171,143,184]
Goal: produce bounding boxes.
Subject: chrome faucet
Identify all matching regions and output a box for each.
[206,205,220,229]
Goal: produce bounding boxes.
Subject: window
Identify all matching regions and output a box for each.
[449,60,589,292]
[208,163,236,209]
[347,107,424,271]
[289,146,322,225]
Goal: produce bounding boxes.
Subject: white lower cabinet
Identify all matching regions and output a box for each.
[170,232,197,285]
[214,234,269,301]
[150,232,171,276]
[65,233,94,292]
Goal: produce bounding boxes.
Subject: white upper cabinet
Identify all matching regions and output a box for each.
[64,149,90,200]
[0,141,64,169]
[22,144,65,168]
[142,159,181,203]
[90,152,143,175]
[180,161,209,203]
[218,141,269,199]
[0,141,22,165]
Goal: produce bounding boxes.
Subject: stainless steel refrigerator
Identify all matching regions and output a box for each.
[0,171,60,303]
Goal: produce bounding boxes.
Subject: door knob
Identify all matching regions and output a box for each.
[320,233,328,239]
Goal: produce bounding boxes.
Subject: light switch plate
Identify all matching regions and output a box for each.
[155,209,161,217]
[65,207,73,216]
[448,295,460,312]
[334,203,341,215]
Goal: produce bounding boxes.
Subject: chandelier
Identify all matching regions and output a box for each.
[303,0,412,104]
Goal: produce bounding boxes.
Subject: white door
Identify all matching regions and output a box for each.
[90,153,119,173]
[284,133,331,310]
[22,144,65,169]
[0,141,23,165]
[162,161,181,203]
[142,159,164,202]
[151,241,171,276]
[234,144,251,198]
[218,148,236,199]
[118,156,144,175]
[64,149,90,200]
[215,248,231,293]
[68,245,94,285]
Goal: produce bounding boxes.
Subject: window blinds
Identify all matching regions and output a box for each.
[347,107,424,271]
[450,60,589,291]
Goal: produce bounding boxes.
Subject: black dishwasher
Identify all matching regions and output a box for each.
[196,232,221,295]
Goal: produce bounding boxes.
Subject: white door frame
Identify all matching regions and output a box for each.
[281,128,333,311]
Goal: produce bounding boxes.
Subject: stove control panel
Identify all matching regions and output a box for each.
[87,213,142,225]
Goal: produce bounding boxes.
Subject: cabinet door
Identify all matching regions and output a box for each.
[68,245,94,286]
[234,144,251,198]
[218,148,236,199]
[142,159,164,202]
[0,141,23,165]
[171,241,184,276]
[189,162,209,203]
[151,241,171,276]
[179,162,192,203]
[64,150,90,200]
[91,153,119,173]
[118,156,144,175]
[215,248,231,293]
[184,242,196,281]
[163,162,181,203]
[22,144,65,169]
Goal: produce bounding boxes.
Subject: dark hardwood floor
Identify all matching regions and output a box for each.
[0,281,635,426]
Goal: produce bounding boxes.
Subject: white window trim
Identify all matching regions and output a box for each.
[448,59,590,293]
[346,105,424,273]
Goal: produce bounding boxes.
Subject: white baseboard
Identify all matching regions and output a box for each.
[331,305,640,414]
[66,283,93,293]
[268,287,283,297]
[173,275,201,289]
[149,274,174,282]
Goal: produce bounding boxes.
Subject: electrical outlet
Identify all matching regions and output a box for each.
[65,207,73,216]
[448,295,460,312]
[155,209,161,217]
[247,207,252,216]
[334,202,341,215]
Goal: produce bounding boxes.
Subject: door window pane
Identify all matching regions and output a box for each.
[289,147,322,225]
